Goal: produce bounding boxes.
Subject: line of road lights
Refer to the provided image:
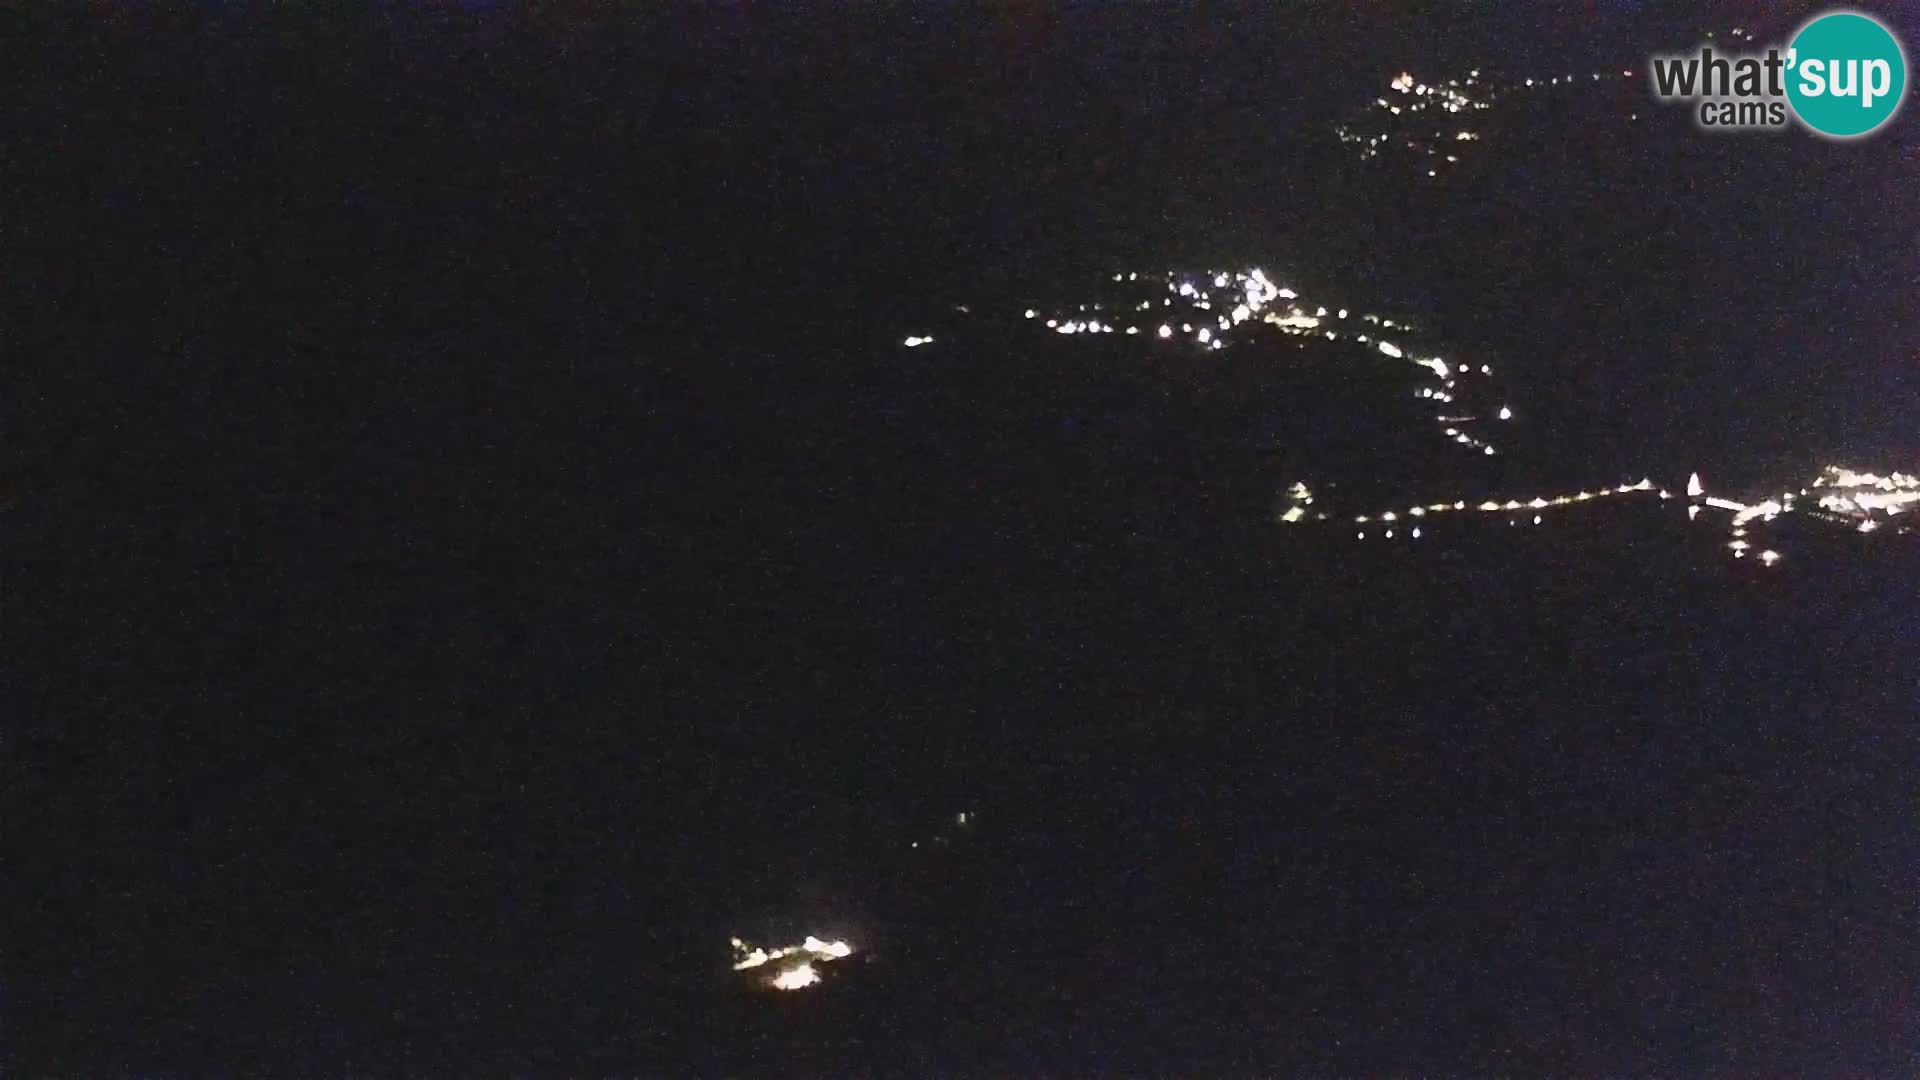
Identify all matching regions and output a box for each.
[1296,468,1914,567]
[1317,478,1669,539]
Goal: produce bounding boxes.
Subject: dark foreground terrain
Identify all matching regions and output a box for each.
[22,313,1920,1073]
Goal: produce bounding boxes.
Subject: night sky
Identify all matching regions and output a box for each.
[12,3,1920,1074]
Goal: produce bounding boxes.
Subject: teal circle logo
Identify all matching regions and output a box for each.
[1786,11,1907,138]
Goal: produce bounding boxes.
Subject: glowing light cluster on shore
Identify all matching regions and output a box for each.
[769,964,820,990]
[731,934,856,992]
[998,268,1509,461]
[1811,467,1920,516]
[909,273,1912,575]
[1336,69,1496,169]
[1682,466,1916,565]
[1335,62,1643,175]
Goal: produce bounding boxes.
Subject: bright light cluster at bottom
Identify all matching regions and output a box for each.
[731,934,856,992]
[769,963,821,991]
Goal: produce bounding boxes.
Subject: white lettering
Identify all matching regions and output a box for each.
[1863,59,1892,108]
[1801,57,1826,96]
[1830,58,1858,100]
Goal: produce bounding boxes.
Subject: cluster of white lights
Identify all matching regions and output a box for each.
[1338,63,1641,172]
[769,964,821,991]
[1387,70,1486,115]
[1685,466,1916,566]
[1342,32,1776,172]
[731,934,856,991]
[1338,70,1495,167]
[1811,467,1920,517]
[1278,480,1318,524]
[1003,268,1511,460]
[929,274,1912,573]
[1050,319,1126,336]
[910,274,1916,581]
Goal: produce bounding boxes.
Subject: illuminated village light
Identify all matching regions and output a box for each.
[1002,272,1912,568]
[731,934,857,992]
[770,964,820,991]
